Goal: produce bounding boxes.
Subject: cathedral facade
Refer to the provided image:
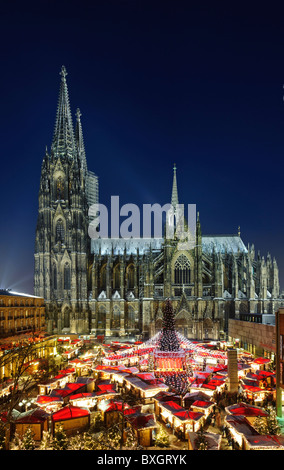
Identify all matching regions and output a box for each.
[34,67,282,341]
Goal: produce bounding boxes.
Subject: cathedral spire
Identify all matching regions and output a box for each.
[75,108,87,174]
[51,65,76,158]
[171,163,179,210]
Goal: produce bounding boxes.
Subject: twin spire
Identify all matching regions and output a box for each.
[51,65,86,171]
[52,66,178,206]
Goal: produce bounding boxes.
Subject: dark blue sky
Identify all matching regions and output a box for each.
[0,1,284,293]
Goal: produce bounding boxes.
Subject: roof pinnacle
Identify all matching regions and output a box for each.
[171,163,179,210]
[60,65,68,79]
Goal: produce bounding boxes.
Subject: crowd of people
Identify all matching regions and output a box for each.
[155,370,190,395]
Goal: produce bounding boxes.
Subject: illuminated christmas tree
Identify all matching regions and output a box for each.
[158,299,180,352]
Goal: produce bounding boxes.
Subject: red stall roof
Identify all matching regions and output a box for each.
[69,393,95,400]
[173,410,204,421]
[36,395,63,405]
[52,405,90,422]
[227,402,268,417]
[127,413,156,429]
[160,401,184,412]
[191,400,213,409]
[15,408,49,424]
[245,434,284,449]
[97,383,116,392]
[65,383,85,391]
[253,357,271,364]
[242,384,263,393]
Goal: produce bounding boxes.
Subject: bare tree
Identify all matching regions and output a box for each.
[0,334,51,446]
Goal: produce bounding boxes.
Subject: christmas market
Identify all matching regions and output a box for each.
[0,299,282,450]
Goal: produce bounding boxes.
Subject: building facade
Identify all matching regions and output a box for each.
[34,67,282,340]
[0,289,45,337]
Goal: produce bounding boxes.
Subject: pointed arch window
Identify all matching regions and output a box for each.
[52,264,57,290]
[56,176,64,200]
[97,306,106,330]
[100,265,107,292]
[64,263,71,290]
[174,254,191,284]
[127,265,135,290]
[113,264,120,290]
[126,306,135,330]
[56,219,65,243]
[112,305,120,329]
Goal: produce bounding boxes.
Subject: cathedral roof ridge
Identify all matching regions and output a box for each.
[202,234,241,238]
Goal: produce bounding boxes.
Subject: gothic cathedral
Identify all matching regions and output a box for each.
[34,67,282,340]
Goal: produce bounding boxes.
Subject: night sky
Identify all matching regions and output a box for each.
[0,1,284,294]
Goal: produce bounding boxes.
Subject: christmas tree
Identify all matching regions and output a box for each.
[22,427,36,450]
[155,425,170,448]
[52,425,68,450]
[158,299,180,351]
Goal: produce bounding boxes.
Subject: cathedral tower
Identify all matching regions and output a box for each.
[34,66,98,334]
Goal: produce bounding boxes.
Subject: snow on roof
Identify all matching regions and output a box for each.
[202,235,248,254]
[188,431,221,450]
[91,238,163,255]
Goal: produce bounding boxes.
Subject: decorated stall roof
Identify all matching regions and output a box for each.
[97,383,117,392]
[51,405,90,422]
[51,389,74,398]
[241,384,263,393]
[225,414,260,436]
[57,368,75,374]
[244,434,284,450]
[153,391,181,402]
[159,400,185,412]
[252,357,271,365]
[14,408,49,424]
[188,431,221,450]
[126,413,157,430]
[226,402,269,417]
[136,373,156,381]
[183,391,212,402]
[69,392,96,400]
[191,400,213,409]
[105,401,140,415]
[173,410,204,422]
[36,395,64,405]
[65,382,85,391]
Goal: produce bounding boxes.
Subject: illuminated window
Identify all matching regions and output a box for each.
[112,305,120,329]
[56,219,65,243]
[97,306,106,329]
[56,176,64,199]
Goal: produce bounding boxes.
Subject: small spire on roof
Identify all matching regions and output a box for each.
[76,107,82,121]
[171,163,179,210]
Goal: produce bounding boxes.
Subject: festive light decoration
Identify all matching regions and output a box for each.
[158,299,180,352]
